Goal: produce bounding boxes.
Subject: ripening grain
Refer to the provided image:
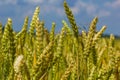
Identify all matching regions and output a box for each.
[0,1,120,80]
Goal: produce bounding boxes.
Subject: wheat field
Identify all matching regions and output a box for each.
[0,1,120,80]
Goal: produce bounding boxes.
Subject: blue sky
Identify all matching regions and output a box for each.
[0,0,120,35]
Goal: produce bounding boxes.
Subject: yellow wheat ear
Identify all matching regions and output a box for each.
[14,55,24,73]
[33,51,37,67]
[14,55,24,80]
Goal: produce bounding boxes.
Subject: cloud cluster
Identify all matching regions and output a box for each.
[0,0,112,17]
[70,0,111,17]
[22,0,44,4]
[97,10,110,17]
[70,1,97,15]
[105,0,120,8]
[0,0,17,5]
[0,0,120,35]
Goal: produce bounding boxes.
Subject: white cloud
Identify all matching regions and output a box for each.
[24,0,45,3]
[0,0,17,5]
[71,1,85,14]
[70,0,111,17]
[22,0,63,5]
[105,0,120,8]
[70,1,97,15]
[22,10,33,18]
[20,1,64,18]
[71,7,80,15]
[86,5,96,15]
[56,8,64,16]
[48,0,61,4]
[20,0,64,16]
[97,10,110,17]
[40,5,64,16]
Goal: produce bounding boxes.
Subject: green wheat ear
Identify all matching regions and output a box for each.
[64,0,79,38]
[29,7,40,36]
[0,22,3,46]
[1,18,15,80]
[15,16,28,43]
[50,22,56,42]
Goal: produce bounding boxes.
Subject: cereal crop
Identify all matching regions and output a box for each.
[0,1,120,80]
